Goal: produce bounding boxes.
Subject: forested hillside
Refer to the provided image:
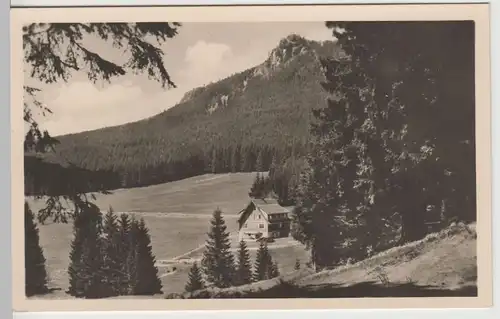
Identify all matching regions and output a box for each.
[30,35,342,196]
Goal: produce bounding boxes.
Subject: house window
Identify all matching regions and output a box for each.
[258,214,261,219]
[259,224,264,228]
[244,223,248,228]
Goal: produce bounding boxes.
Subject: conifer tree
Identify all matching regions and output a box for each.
[24,202,48,296]
[235,240,252,286]
[249,173,262,198]
[255,149,264,172]
[291,49,380,269]
[201,208,236,288]
[117,213,134,295]
[294,259,301,271]
[184,262,205,293]
[132,218,163,295]
[261,175,272,198]
[230,145,241,173]
[253,240,274,281]
[101,207,121,296]
[240,146,252,172]
[269,261,280,279]
[211,147,218,174]
[67,202,106,298]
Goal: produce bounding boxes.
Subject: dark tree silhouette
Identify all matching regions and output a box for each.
[24,202,48,296]
[131,218,163,295]
[292,21,476,270]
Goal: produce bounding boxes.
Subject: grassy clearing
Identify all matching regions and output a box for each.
[296,222,477,289]
[26,173,256,215]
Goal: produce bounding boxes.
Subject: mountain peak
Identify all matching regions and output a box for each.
[265,34,314,69]
[279,34,309,48]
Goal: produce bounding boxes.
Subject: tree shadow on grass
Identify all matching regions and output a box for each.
[25,287,62,298]
[186,280,477,299]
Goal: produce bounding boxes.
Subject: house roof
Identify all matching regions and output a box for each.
[251,198,290,215]
[237,198,292,226]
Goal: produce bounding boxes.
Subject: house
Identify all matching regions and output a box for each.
[237,198,293,242]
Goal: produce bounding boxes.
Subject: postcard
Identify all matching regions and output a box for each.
[11,3,492,312]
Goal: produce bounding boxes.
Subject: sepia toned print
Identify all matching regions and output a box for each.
[11,4,491,312]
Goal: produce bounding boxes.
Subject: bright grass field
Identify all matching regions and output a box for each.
[25,173,310,298]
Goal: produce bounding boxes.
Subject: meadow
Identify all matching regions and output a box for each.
[27,172,309,297]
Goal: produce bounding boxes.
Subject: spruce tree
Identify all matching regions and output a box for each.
[249,173,262,198]
[132,218,163,295]
[101,207,121,296]
[79,221,106,298]
[255,149,264,172]
[230,145,241,173]
[294,259,301,270]
[269,261,280,279]
[211,147,218,174]
[24,202,48,296]
[201,208,236,288]
[235,240,252,286]
[184,262,205,293]
[291,52,378,269]
[253,241,275,281]
[240,146,253,172]
[67,202,106,298]
[117,213,133,295]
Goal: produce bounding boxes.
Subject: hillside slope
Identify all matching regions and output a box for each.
[32,35,342,192]
[175,222,477,298]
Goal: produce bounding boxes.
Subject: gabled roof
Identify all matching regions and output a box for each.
[237,197,291,226]
[251,198,289,215]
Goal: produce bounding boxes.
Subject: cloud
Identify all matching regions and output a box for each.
[177,40,266,89]
[178,41,234,88]
[50,81,143,112]
[40,81,185,136]
[300,25,337,42]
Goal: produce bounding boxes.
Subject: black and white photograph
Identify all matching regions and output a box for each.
[11,3,492,311]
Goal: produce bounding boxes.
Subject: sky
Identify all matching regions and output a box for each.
[26,22,335,136]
